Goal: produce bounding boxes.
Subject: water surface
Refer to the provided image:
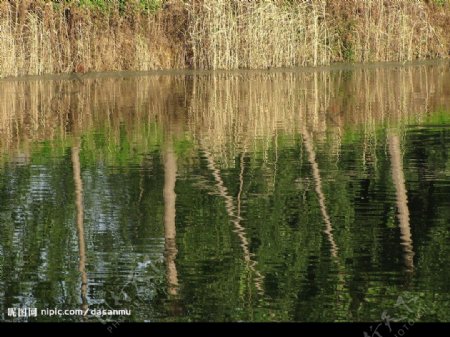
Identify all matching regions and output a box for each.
[0,62,449,322]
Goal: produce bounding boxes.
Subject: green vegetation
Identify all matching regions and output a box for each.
[51,0,164,13]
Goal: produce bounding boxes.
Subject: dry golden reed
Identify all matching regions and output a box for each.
[0,0,186,78]
[188,0,448,69]
[0,0,448,77]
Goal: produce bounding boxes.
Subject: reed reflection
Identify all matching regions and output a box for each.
[0,62,448,321]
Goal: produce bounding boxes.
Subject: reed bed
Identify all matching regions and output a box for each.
[0,0,448,77]
[188,0,448,69]
[0,0,185,78]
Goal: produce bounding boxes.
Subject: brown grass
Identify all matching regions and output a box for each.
[189,0,449,69]
[0,0,185,77]
[0,0,448,77]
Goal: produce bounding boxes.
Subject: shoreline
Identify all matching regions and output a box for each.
[0,58,448,83]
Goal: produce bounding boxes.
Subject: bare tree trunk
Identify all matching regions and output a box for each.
[388,134,414,272]
[71,139,88,317]
[164,140,179,296]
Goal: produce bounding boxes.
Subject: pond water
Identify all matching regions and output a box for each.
[0,62,449,322]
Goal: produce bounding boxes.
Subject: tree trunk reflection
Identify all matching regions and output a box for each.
[164,139,179,296]
[71,139,88,318]
[388,134,414,272]
[301,128,339,259]
[202,143,264,295]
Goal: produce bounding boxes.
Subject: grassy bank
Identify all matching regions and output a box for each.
[0,0,448,77]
